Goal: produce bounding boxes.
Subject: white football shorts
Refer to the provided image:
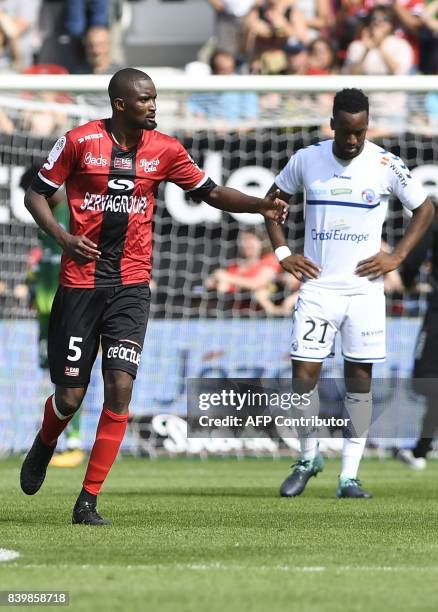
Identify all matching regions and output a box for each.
[290,289,386,363]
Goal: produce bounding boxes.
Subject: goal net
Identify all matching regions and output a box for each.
[0,74,436,455]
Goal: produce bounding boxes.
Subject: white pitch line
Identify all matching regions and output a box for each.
[2,563,438,573]
[0,549,20,562]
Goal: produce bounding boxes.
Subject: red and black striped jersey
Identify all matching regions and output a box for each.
[34,119,207,288]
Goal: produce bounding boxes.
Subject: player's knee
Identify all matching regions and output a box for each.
[103,370,133,413]
[54,386,85,416]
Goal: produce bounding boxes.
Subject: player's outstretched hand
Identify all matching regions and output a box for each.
[355,250,401,279]
[62,234,101,264]
[260,190,288,224]
[280,254,321,280]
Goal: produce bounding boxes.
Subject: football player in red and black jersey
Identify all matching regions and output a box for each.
[20,67,288,525]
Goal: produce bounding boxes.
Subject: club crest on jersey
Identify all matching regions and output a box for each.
[114,157,132,170]
[84,152,108,166]
[140,158,160,173]
[362,188,376,204]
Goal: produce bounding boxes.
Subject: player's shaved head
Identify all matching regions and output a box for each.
[108,68,153,103]
[333,88,369,117]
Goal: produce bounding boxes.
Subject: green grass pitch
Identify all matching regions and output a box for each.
[0,456,437,612]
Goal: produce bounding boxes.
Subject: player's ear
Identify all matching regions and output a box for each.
[330,117,334,131]
[114,97,125,112]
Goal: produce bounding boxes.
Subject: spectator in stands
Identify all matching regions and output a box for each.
[204,228,300,315]
[285,39,309,74]
[243,0,310,64]
[208,0,256,60]
[343,5,414,135]
[64,0,110,38]
[18,64,70,137]
[187,50,259,124]
[0,0,41,72]
[74,25,122,74]
[420,0,438,73]
[344,6,414,76]
[0,107,13,133]
[306,36,339,73]
[329,0,367,62]
[296,0,334,40]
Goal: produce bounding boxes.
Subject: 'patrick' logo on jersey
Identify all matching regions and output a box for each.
[362,189,376,204]
[140,158,160,173]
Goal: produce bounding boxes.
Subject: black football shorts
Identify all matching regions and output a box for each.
[412,307,438,396]
[48,283,151,387]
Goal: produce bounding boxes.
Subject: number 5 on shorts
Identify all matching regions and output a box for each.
[67,336,83,361]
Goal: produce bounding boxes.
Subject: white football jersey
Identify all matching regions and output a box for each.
[275,139,428,294]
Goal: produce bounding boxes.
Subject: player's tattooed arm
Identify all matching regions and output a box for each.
[264,183,320,281]
[356,197,434,279]
[24,188,101,264]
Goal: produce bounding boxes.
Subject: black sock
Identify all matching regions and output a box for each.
[77,488,97,505]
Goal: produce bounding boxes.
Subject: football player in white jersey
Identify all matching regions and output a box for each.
[266,88,434,498]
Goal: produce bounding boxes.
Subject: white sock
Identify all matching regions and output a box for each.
[341,391,372,479]
[298,386,319,461]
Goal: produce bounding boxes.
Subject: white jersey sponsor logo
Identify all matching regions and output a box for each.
[140,158,160,173]
[108,178,135,191]
[107,345,141,366]
[78,133,103,143]
[81,192,147,214]
[64,366,79,377]
[114,157,132,170]
[84,152,108,166]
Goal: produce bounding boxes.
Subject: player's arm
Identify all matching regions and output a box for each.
[202,182,288,224]
[264,182,320,280]
[356,197,434,279]
[401,221,435,289]
[168,142,287,223]
[24,187,100,264]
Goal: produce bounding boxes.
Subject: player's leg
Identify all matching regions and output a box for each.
[396,307,438,469]
[338,292,385,498]
[280,359,325,497]
[280,291,341,497]
[72,283,151,525]
[72,370,134,526]
[20,386,86,495]
[20,286,103,495]
[336,360,373,498]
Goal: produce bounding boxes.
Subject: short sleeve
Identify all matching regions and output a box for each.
[387,156,428,211]
[37,134,78,191]
[166,139,207,191]
[275,149,304,195]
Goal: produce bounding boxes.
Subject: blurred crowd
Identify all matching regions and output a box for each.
[206,0,437,76]
[0,0,124,75]
[0,0,436,318]
[0,0,436,136]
